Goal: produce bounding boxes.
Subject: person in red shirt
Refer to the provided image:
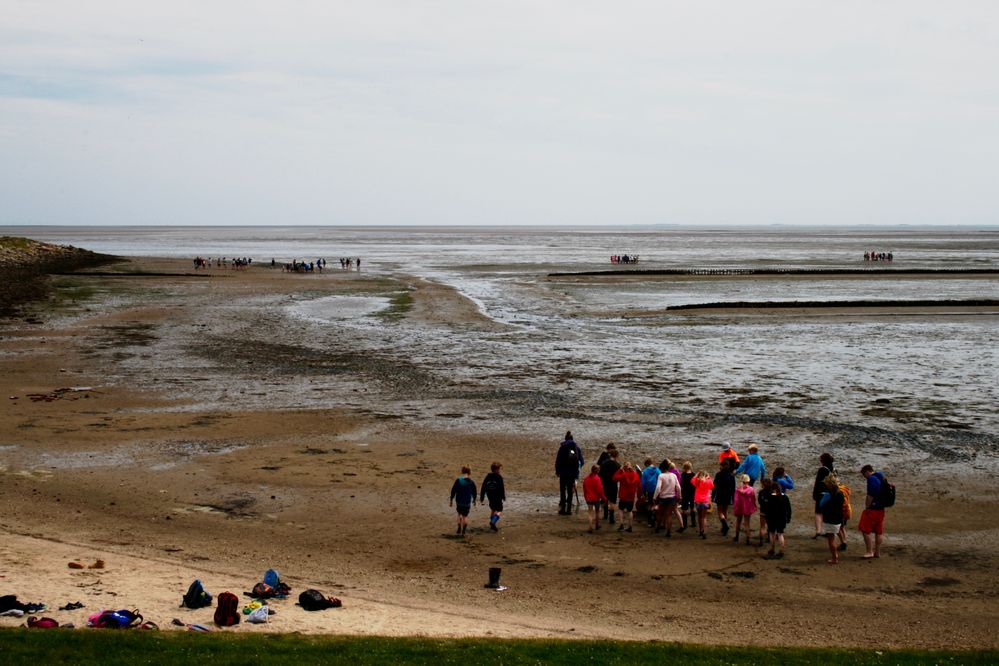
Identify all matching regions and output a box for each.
[582,465,607,533]
[613,461,642,533]
[690,470,715,539]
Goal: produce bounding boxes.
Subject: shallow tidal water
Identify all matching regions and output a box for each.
[14,225,999,458]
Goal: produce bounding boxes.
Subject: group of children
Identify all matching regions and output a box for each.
[449,440,882,564]
[576,444,794,559]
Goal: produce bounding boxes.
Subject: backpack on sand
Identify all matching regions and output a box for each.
[92,609,142,629]
[181,579,213,609]
[298,589,342,611]
[213,592,240,627]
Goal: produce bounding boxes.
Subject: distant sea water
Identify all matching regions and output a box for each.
[8,225,999,439]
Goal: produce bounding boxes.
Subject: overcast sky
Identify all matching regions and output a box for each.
[1,1,997,226]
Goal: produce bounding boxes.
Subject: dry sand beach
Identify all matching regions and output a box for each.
[2,255,999,648]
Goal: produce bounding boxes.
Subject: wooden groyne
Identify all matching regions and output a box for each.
[664,298,999,311]
[548,268,999,278]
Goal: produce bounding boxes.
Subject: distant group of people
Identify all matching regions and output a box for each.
[278,257,362,273]
[610,254,639,264]
[864,251,893,262]
[192,257,252,269]
[464,431,892,563]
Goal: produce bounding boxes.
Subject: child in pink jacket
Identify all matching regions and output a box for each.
[733,474,758,545]
[582,465,608,533]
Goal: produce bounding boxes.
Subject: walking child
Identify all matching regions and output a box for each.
[817,475,846,564]
[732,474,758,545]
[582,465,607,533]
[449,466,477,537]
[613,461,641,532]
[480,462,506,532]
[690,470,715,539]
[679,461,695,533]
[713,459,736,536]
[763,481,792,559]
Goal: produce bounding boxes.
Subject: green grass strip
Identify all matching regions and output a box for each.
[1,630,996,665]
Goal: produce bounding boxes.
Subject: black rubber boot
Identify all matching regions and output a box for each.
[485,567,502,588]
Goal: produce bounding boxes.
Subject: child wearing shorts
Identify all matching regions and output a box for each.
[449,466,477,537]
[582,465,607,533]
[763,481,792,559]
[690,470,715,539]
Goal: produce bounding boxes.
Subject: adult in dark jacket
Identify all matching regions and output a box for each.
[555,431,584,515]
[812,452,835,538]
[480,462,506,532]
[712,459,736,536]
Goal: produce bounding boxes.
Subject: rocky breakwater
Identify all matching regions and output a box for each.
[0,236,118,314]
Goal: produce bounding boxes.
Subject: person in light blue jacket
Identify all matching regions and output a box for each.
[772,466,794,493]
[735,444,767,486]
[640,458,661,527]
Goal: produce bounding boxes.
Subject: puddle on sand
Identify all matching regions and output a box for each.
[286,295,389,324]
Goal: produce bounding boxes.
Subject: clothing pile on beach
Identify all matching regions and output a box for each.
[3,568,342,632]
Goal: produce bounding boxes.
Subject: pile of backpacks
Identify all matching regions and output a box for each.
[7,569,342,631]
[179,569,342,630]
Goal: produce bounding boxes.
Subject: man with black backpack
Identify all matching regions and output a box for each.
[555,431,584,515]
[859,464,892,559]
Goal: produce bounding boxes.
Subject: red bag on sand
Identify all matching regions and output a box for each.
[27,616,60,628]
[214,592,240,627]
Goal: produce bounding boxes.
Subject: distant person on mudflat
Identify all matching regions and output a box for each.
[640,458,661,527]
[582,465,607,533]
[555,431,584,515]
[813,453,835,539]
[835,477,853,553]
[817,476,845,564]
[598,449,622,525]
[735,443,766,485]
[480,462,506,532]
[713,459,736,537]
[690,470,714,538]
[449,466,477,537]
[613,461,641,532]
[859,465,887,559]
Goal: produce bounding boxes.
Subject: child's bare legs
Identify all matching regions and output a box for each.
[587,504,600,532]
[697,506,707,537]
[758,516,767,545]
[776,533,785,554]
[837,524,848,551]
[718,504,730,535]
[825,534,839,563]
[733,515,743,541]
[814,513,823,538]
